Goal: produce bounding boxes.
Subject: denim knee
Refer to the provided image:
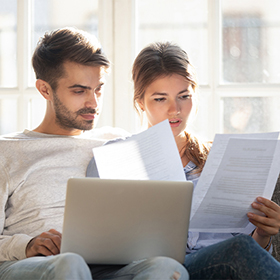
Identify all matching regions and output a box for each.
[0,253,91,280]
[226,234,260,256]
[53,252,86,267]
[148,256,183,268]
[230,234,255,247]
[142,256,189,280]
[48,253,91,280]
[117,256,189,280]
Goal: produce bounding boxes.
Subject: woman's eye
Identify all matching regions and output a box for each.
[179,94,191,100]
[154,98,165,102]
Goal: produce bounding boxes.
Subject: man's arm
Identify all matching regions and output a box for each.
[0,164,32,261]
[0,165,62,260]
[26,229,61,257]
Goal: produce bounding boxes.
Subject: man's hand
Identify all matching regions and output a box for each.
[26,229,62,258]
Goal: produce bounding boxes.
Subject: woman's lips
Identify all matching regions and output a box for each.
[169,119,182,127]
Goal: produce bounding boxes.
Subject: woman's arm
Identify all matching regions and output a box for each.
[247,197,280,250]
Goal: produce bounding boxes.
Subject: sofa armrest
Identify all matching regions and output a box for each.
[271,174,280,262]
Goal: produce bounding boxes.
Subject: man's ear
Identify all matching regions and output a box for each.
[35,79,53,101]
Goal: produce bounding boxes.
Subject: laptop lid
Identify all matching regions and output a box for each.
[61,177,193,264]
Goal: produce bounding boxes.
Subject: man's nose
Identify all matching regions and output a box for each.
[85,92,98,108]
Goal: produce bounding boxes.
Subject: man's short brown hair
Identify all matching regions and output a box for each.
[32,27,110,91]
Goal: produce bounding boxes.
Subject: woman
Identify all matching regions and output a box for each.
[131,42,280,279]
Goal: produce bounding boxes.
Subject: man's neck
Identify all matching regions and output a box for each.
[33,123,84,136]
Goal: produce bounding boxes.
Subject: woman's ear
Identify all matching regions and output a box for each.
[137,100,145,112]
[35,79,53,101]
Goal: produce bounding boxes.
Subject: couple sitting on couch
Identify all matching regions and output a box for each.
[0,27,280,280]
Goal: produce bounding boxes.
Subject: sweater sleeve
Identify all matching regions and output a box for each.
[0,162,32,261]
[0,233,32,261]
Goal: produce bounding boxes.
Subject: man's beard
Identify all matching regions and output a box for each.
[53,92,98,131]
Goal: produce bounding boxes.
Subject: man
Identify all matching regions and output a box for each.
[0,27,188,280]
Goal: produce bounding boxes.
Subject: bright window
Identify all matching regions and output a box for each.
[0,0,279,140]
[0,0,17,88]
[220,0,280,135]
[0,0,98,135]
[135,0,280,139]
[137,0,208,85]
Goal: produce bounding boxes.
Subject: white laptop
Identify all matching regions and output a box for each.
[61,177,193,264]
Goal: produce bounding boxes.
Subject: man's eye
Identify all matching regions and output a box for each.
[95,88,103,96]
[74,90,85,94]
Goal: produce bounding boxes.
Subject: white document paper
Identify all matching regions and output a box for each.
[190,132,280,221]
[93,119,186,181]
[190,135,280,233]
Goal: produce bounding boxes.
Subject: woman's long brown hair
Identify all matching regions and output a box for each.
[182,132,211,173]
[132,42,210,172]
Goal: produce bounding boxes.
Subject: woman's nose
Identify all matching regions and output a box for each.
[168,101,180,115]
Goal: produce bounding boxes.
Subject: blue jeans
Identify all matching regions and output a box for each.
[0,253,188,280]
[184,235,280,279]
